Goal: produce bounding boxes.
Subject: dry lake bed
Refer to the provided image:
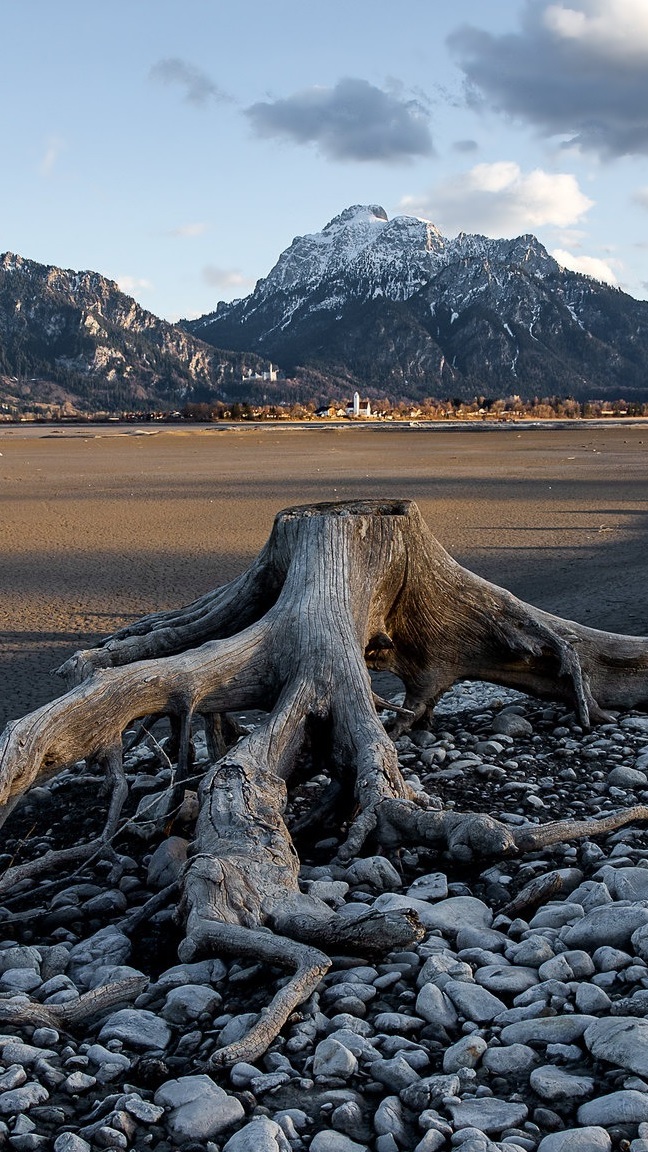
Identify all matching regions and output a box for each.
[1,422,647,730]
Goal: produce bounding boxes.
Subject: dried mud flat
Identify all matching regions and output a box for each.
[1,424,648,1152]
[1,422,647,729]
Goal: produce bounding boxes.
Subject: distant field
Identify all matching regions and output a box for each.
[1,423,647,728]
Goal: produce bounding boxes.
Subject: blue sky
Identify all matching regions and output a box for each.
[1,0,647,320]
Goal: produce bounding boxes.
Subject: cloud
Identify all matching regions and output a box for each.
[552,247,618,283]
[634,187,648,209]
[449,0,648,157]
[452,139,479,153]
[168,222,208,238]
[117,276,153,295]
[202,265,250,290]
[245,77,433,162]
[40,135,64,176]
[149,58,230,106]
[400,162,593,236]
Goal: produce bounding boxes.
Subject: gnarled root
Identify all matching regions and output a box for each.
[1,499,648,1062]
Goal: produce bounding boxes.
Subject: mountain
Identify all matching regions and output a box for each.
[0,252,266,413]
[185,205,648,401]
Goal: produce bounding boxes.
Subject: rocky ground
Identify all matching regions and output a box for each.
[3,685,648,1152]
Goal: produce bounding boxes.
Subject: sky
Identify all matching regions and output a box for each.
[1,0,647,321]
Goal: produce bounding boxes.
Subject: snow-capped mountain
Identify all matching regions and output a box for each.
[185,205,648,400]
[0,252,265,412]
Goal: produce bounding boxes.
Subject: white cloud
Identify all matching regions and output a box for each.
[552,247,618,283]
[169,222,208,238]
[634,187,648,209]
[149,58,230,106]
[399,162,593,237]
[449,0,648,156]
[117,276,153,295]
[202,265,250,289]
[543,0,648,61]
[40,135,64,176]
[245,77,433,163]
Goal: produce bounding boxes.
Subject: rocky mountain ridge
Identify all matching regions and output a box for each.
[185,205,648,401]
[0,252,265,413]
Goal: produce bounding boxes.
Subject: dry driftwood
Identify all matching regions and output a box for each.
[1,498,648,1064]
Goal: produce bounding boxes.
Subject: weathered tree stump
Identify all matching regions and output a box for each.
[1,499,648,1063]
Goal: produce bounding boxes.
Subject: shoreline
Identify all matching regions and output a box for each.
[3,415,648,440]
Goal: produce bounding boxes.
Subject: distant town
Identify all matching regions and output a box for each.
[2,391,648,426]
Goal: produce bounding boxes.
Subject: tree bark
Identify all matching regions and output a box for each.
[1,499,648,1062]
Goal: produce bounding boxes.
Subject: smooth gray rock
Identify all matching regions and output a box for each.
[153,958,227,989]
[584,1017,648,1076]
[608,765,648,788]
[146,836,189,889]
[155,1074,245,1142]
[54,1136,93,1152]
[506,937,555,967]
[443,979,507,1023]
[574,983,612,1013]
[562,906,648,950]
[415,983,458,1029]
[98,1008,171,1052]
[578,1090,648,1125]
[122,1094,164,1123]
[0,1066,27,1092]
[85,1044,130,1071]
[445,1097,528,1133]
[0,947,41,975]
[538,950,594,982]
[632,923,648,962]
[0,969,41,993]
[406,873,449,902]
[442,1033,487,1072]
[0,1041,56,1066]
[492,713,533,736]
[0,1082,49,1114]
[499,1016,596,1046]
[309,1131,369,1152]
[162,984,221,1024]
[373,1096,407,1143]
[475,964,538,995]
[537,1129,611,1152]
[313,1038,358,1079]
[67,928,131,987]
[482,1043,538,1076]
[529,1064,595,1101]
[223,1116,292,1151]
[344,856,401,893]
[370,1055,419,1092]
[597,866,648,902]
[373,894,491,933]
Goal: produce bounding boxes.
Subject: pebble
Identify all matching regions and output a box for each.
[529,1065,595,1101]
[223,1116,292,1151]
[313,1038,358,1079]
[584,1017,648,1076]
[445,1098,528,1133]
[443,979,507,1023]
[577,1089,648,1125]
[0,1083,49,1114]
[154,1074,245,1141]
[536,1130,611,1152]
[561,905,648,949]
[98,1009,171,1052]
[3,687,648,1151]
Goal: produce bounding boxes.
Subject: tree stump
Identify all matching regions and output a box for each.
[1,499,648,1063]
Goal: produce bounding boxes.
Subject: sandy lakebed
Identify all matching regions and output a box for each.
[0,421,647,731]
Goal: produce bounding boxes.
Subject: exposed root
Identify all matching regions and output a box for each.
[0,977,149,1030]
[1,499,648,1064]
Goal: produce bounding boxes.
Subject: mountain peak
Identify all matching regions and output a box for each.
[323,204,389,232]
